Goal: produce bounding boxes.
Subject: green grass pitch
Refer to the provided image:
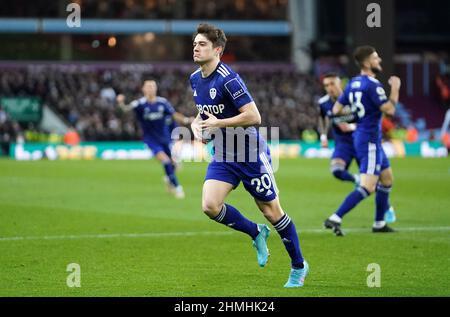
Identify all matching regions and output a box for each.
[0,157,449,296]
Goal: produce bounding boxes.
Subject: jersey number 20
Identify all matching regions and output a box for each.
[349,91,365,118]
[251,174,272,193]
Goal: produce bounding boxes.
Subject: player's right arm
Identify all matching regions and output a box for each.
[332,101,345,116]
[379,76,401,116]
[203,101,261,129]
[190,113,203,141]
[332,83,360,123]
[116,94,138,112]
[332,84,350,116]
[317,108,329,148]
[332,100,357,124]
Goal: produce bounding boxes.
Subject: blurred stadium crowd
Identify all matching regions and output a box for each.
[1,0,449,153]
[0,66,320,144]
[2,63,449,154]
[1,0,287,20]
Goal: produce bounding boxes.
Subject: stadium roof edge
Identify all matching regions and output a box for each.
[0,18,291,36]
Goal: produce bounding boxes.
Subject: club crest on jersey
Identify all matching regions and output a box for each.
[209,88,217,100]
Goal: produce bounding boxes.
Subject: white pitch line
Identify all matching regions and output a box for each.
[0,226,449,242]
[0,231,234,242]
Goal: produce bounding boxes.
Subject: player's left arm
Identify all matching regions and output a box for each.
[379,76,401,116]
[317,107,330,147]
[332,84,359,123]
[173,112,194,125]
[331,101,358,125]
[337,122,356,132]
[332,101,345,115]
[164,100,194,125]
[332,84,350,115]
[116,94,138,112]
[201,102,261,129]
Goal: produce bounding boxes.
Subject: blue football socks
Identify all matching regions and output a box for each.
[213,204,259,239]
[273,214,304,269]
[335,186,371,218]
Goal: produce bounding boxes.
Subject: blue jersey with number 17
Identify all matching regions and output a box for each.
[338,75,388,142]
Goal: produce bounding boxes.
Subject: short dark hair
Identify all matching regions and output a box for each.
[353,45,376,68]
[323,72,340,79]
[193,23,227,53]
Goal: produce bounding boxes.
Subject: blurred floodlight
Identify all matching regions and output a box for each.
[108,36,117,47]
[91,40,100,48]
[144,32,155,42]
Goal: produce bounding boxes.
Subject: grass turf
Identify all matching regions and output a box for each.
[0,157,449,296]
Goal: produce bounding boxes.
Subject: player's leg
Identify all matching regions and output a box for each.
[254,198,304,268]
[324,142,379,236]
[240,149,308,286]
[353,150,362,186]
[169,141,182,172]
[154,150,183,194]
[146,141,179,187]
[331,158,354,182]
[145,140,183,197]
[161,143,180,185]
[202,179,233,218]
[330,143,356,183]
[254,197,309,287]
[330,144,355,183]
[373,167,395,231]
[374,149,396,231]
[325,173,378,231]
[202,164,260,240]
[163,143,185,198]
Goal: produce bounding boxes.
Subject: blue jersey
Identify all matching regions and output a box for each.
[131,96,175,144]
[190,62,266,161]
[318,94,353,144]
[338,75,388,142]
[166,116,178,132]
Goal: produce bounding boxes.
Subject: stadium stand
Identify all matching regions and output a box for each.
[0,0,288,20]
[0,64,321,142]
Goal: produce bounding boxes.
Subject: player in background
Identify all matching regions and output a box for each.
[190,23,309,288]
[165,114,183,170]
[116,80,194,199]
[319,73,396,224]
[318,73,360,185]
[324,46,399,236]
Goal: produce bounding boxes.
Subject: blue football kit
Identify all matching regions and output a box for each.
[190,62,278,202]
[338,75,390,175]
[191,61,308,281]
[318,94,358,168]
[131,96,176,157]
